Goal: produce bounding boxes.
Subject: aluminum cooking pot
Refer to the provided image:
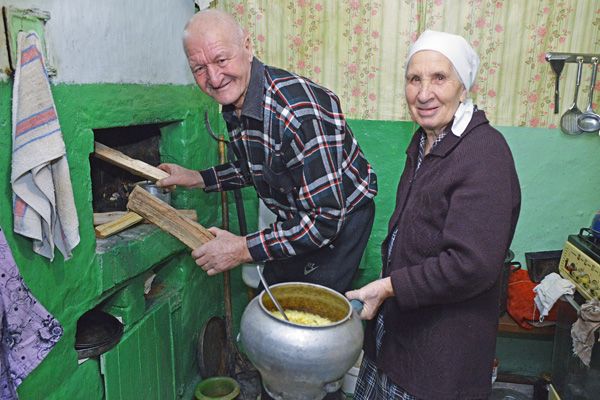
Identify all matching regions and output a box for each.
[134,180,171,204]
[239,282,364,400]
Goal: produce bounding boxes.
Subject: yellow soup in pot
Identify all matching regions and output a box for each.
[270,309,333,326]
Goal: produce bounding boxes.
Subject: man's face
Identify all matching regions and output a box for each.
[405,50,467,136]
[184,29,253,110]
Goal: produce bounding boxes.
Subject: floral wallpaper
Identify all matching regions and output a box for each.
[217,0,599,128]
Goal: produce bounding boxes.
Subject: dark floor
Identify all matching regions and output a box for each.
[187,374,536,399]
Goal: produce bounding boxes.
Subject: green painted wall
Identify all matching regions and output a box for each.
[502,126,600,260]
[345,120,415,288]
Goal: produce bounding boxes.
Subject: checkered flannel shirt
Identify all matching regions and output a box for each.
[200,58,377,262]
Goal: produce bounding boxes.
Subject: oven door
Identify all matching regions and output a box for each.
[549,295,600,399]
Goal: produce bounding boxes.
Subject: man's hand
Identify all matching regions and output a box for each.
[345,277,394,320]
[192,227,252,275]
[156,163,205,189]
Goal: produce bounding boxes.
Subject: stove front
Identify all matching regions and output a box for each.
[548,230,600,399]
[559,229,600,301]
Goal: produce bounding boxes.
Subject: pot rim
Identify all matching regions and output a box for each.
[257,281,353,328]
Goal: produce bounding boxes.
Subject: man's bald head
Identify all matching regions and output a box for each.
[183,9,245,46]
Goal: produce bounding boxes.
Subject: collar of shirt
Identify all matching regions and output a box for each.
[222,57,265,126]
[416,126,450,172]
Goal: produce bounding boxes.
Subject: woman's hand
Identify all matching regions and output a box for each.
[346,277,395,320]
[156,163,204,189]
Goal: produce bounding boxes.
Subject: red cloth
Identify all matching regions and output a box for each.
[507,269,557,329]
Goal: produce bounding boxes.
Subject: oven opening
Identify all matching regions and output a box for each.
[90,124,163,213]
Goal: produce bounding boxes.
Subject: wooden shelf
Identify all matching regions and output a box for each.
[498,314,555,337]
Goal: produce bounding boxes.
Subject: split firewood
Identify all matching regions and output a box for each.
[127,185,214,249]
[94,211,130,226]
[94,209,198,238]
[93,141,169,182]
[95,212,144,238]
[93,210,197,226]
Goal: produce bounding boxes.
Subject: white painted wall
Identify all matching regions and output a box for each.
[2,0,196,84]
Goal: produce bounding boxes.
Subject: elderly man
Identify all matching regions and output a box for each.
[157,9,377,295]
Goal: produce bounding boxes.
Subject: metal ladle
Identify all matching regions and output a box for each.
[577,57,600,133]
[256,265,289,321]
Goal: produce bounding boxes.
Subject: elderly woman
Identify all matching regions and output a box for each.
[346,30,521,399]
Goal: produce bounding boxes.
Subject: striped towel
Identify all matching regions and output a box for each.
[11,31,79,261]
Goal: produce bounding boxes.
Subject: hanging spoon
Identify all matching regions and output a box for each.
[549,58,566,114]
[577,57,600,133]
[560,57,584,135]
[256,265,289,321]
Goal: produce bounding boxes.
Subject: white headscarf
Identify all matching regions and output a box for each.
[407,30,481,136]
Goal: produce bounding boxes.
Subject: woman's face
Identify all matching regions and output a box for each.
[405,50,467,136]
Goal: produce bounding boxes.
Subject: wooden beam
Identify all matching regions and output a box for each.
[93,210,198,226]
[127,186,214,249]
[93,141,170,182]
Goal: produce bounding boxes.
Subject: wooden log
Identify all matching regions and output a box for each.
[93,210,198,226]
[93,141,169,182]
[127,186,214,249]
[95,211,144,238]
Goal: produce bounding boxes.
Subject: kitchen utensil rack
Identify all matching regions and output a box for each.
[545,52,600,129]
[546,52,599,65]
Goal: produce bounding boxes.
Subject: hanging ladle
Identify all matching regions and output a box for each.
[256,265,289,321]
[560,57,584,135]
[577,57,600,133]
[549,58,566,114]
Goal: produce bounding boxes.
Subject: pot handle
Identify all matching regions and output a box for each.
[323,379,343,393]
[510,261,522,272]
[350,299,364,314]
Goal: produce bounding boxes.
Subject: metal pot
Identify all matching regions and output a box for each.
[499,250,521,316]
[239,282,364,400]
[135,180,171,204]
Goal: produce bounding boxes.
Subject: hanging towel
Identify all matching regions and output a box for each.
[0,228,64,399]
[11,31,79,261]
[571,299,600,367]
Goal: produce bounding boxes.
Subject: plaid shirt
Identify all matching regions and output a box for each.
[200,58,377,262]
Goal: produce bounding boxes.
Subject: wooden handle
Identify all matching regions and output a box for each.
[127,185,214,249]
[93,141,170,182]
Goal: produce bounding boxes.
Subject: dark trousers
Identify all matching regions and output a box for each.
[261,201,375,294]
